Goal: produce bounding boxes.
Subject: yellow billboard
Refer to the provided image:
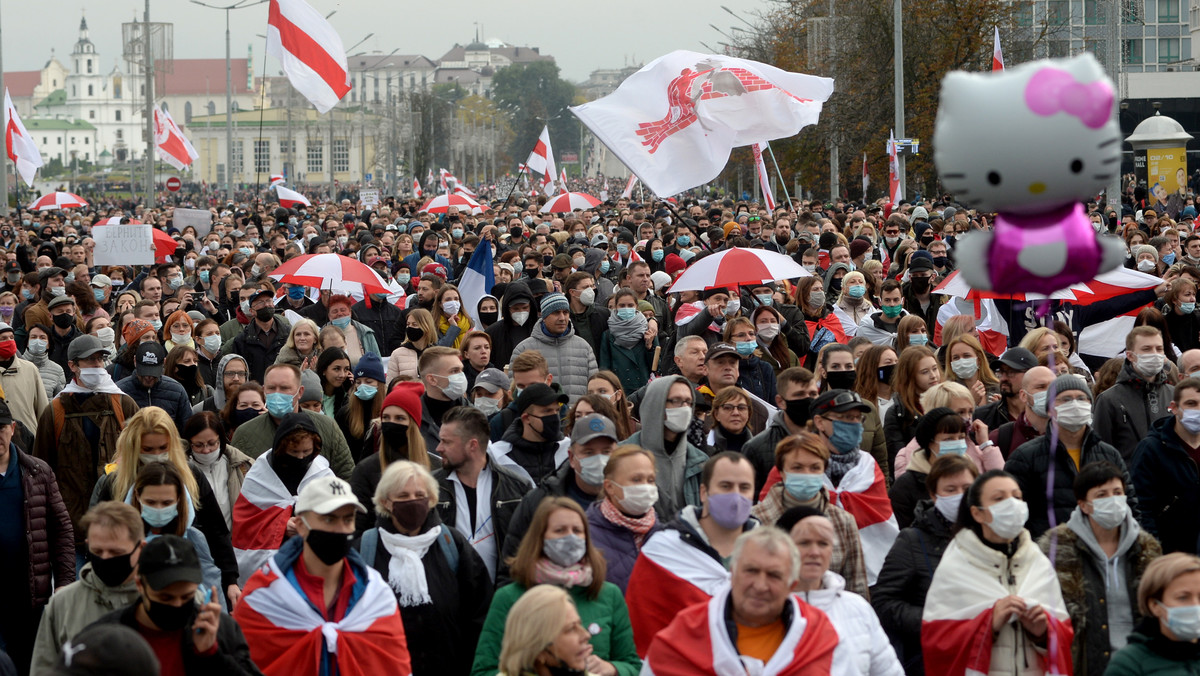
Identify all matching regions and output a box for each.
[1147,147,1187,219]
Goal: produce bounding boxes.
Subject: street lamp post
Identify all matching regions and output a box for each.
[893,0,906,200]
[190,0,266,199]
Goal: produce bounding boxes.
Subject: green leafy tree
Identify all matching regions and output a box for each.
[492,61,578,167]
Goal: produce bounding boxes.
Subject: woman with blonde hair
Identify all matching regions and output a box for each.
[704,387,755,454]
[833,270,878,337]
[893,381,1005,477]
[357,460,494,676]
[941,334,1001,406]
[586,372,637,439]
[1020,327,1062,360]
[388,307,436,383]
[274,317,322,370]
[90,406,242,607]
[433,283,472,349]
[473,497,641,676]
[497,585,596,676]
[1105,552,1200,673]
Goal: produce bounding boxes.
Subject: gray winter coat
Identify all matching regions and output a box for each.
[623,376,707,518]
[1093,362,1174,462]
[511,320,597,403]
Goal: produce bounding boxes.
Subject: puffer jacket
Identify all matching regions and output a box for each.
[115,375,193,432]
[511,320,597,403]
[386,343,422,383]
[1093,361,1174,462]
[1037,508,1161,676]
[1006,427,1138,538]
[23,347,67,400]
[872,499,956,676]
[587,499,663,593]
[12,448,75,608]
[1132,415,1200,554]
[30,562,140,673]
[797,570,904,676]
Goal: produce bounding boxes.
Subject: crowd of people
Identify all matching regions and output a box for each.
[3,184,1200,676]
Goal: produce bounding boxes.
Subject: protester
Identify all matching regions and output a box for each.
[489,382,571,488]
[510,292,598,403]
[493,585,594,676]
[183,412,253,530]
[115,342,193,432]
[585,445,661,593]
[621,375,707,517]
[743,366,820,497]
[1104,552,1200,674]
[349,381,431,532]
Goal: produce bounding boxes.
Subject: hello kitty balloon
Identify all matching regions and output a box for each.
[934,53,1125,294]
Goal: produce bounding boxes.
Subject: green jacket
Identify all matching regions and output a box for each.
[471,581,641,676]
[229,409,355,480]
[30,563,141,673]
[1104,620,1200,675]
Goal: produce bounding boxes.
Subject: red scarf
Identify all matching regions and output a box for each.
[599,498,657,549]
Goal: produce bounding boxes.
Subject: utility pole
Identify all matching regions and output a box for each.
[893,0,906,201]
[0,14,9,217]
[143,0,155,207]
[328,106,335,199]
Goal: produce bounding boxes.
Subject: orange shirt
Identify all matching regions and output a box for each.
[736,619,787,663]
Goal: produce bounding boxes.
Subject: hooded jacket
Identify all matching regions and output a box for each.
[193,354,248,415]
[229,409,356,480]
[511,319,597,403]
[488,417,570,489]
[403,231,453,271]
[30,563,141,673]
[621,376,707,517]
[1093,361,1174,462]
[116,374,193,432]
[1131,415,1200,554]
[1005,427,1138,539]
[484,280,535,366]
[797,570,904,676]
[1037,507,1161,676]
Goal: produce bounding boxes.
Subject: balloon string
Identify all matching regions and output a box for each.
[1038,299,1060,568]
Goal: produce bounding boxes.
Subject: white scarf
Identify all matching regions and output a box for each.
[378,526,441,607]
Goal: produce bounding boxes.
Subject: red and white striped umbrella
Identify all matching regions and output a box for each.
[420,193,483,215]
[540,191,602,213]
[269,253,391,296]
[28,192,89,211]
[667,247,809,293]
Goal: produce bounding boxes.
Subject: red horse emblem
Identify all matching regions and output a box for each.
[636,59,811,154]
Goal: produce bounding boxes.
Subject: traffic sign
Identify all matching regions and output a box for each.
[166,177,182,192]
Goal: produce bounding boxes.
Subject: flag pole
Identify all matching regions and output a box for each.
[0,21,8,216]
[765,144,793,213]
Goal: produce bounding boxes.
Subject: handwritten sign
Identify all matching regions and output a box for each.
[93,225,154,266]
[173,208,213,238]
[360,189,380,208]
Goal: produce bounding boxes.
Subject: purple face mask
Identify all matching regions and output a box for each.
[705,492,751,529]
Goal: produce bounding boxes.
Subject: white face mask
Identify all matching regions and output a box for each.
[171,332,192,345]
[1055,399,1092,432]
[664,406,692,433]
[96,327,116,345]
[579,288,596,307]
[615,483,658,515]
[510,311,530,327]
[756,324,780,341]
[203,335,223,353]
[27,339,48,355]
[192,448,222,466]
[935,491,963,523]
[577,454,609,486]
[1133,352,1165,379]
[442,300,461,316]
[78,367,113,391]
[1137,259,1156,273]
[473,397,501,417]
[438,372,468,400]
[1089,495,1128,530]
[986,497,1029,540]
[951,357,979,379]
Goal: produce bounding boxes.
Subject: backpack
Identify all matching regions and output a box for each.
[358,525,459,574]
[51,394,128,444]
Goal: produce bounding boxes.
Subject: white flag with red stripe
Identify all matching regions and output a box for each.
[525,126,558,195]
[153,105,198,171]
[620,174,638,199]
[822,451,898,585]
[751,142,776,211]
[887,130,902,206]
[862,152,869,200]
[269,173,285,187]
[993,26,1005,71]
[453,182,477,199]
[266,0,351,114]
[274,184,312,208]
[5,88,43,187]
[412,178,422,198]
[231,451,333,585]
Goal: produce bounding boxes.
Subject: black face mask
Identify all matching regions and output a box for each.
[272,451,316,488]
[53,313,75,329]
[255,306,275,322]
[784,397,812,427]
[542,255,553,266]
[479,310,499,326]
[144,597,196,632]
[911,276,932,293]
[87,542,140,587]
[829,278,843,293]
[525,267,540,278]
[536,412,561,440]
[381,421,408,450]
[232,408,261,428]
[825,370,857,391]
[175,364,199,382]
[405,326,425,343]
[932,256,948,268]
[305,526,352,565]
[878,363,897,385]
[390,498,430,532]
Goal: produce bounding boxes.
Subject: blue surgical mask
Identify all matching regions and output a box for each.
[199,270,210,283]
[287,286,306,300]
[21,289,34,301]
[93,288,106,302]
[1160,603,1200,641]
[617,244,630,256]
[826,419,863,453]
[354,384,378,400]
[265,391,296,417]
[783,472,824,501]
[239,246,253,256]
[755,294,773,307]
[615,307,637,321]
[451,228,463,239]
[847,284,866,299]
[397,273,411,286]
[1164,252,1177,266]
[936,438,968,456]
[600,260,611,273]
[1182,302,1197,314]
[735,341,757,356]
[909,333,929,346]
[677,234,691,246]
[651,250,664,262]
[331,316,352,329]
[151,319,163,331]
[141,503,178,528]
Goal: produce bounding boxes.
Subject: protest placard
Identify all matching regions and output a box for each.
[94,225,154,266]
[360,189,380,208]
[173,208,213,238]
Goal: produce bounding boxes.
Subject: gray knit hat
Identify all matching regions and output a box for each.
[1050,374,1092,402]
[1132,244,1158,262]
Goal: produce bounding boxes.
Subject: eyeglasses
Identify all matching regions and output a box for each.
[719,404,749,414]
[190,439,221,451]
[225,370,248,380]
[747,216,761,222]
[664,397,694,408]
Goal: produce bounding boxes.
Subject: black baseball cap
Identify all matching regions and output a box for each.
[991,347,1038,372]
[515,383,568,413]
[137,535,203,590]
[811,389,871,416]
[706,342,739,362]
[135,342,167,378]
[50,624,161,676]
[0,401,12,425]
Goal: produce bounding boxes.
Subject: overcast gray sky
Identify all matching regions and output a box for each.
[2,0,768,85]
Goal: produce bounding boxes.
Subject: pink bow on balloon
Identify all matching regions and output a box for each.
[1024,67,1113,129]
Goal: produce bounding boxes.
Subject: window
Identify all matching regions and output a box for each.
[87,59,93,73]
[1085,0,1107,24]
[1159,0,1180,22]
[231,139,244,174]
[89,110,95,119]
[71,137,76,144]
[116,130,123,141]
[42,137,47,145]
[1086,39,1107,62]
[332,139,349,173]
[255,139,270,173]
[1049,40,1070,57]
[1124,39,1144,63]
[1048,0,1070,25]
[1015,1,1034,25]
[57,137,62,145]
[84,137,89,144]
[87,85,93,96]
[185,102,192,122]
[1124,0,1142,23]
[207,101,216,115]
[1159,37,1181,62]
[115,110,121,121]
[307,139,323,173]
[72,86,76,96]
[113,77,122,99]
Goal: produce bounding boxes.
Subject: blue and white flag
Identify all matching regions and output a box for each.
[460,240,495,329]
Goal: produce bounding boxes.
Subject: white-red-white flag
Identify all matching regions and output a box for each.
[571,50,833,197]
[270,174,285,187]
[266,0,351,114]
[412,178,423,198]
[620,174,638,199]
[453,181,477,199]
[439,168,455,193]
[4,89,43,187]
[993,27,1005,71]
[274,184,312,208]
[751,142,776,211]
[888,130,902,206]
[525,126,558,195]
[153,105,198,171]
[862,152,869,200]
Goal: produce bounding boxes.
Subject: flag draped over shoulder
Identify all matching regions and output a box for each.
[571,50,833,197]
[822,451,898,585]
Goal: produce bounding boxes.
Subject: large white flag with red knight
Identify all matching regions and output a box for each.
[572,50,833,197]
[525,126,558,196]
[5,88,43,187]
[751,142,776,211]
[266,0,351,114]
[153,105,198,171]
